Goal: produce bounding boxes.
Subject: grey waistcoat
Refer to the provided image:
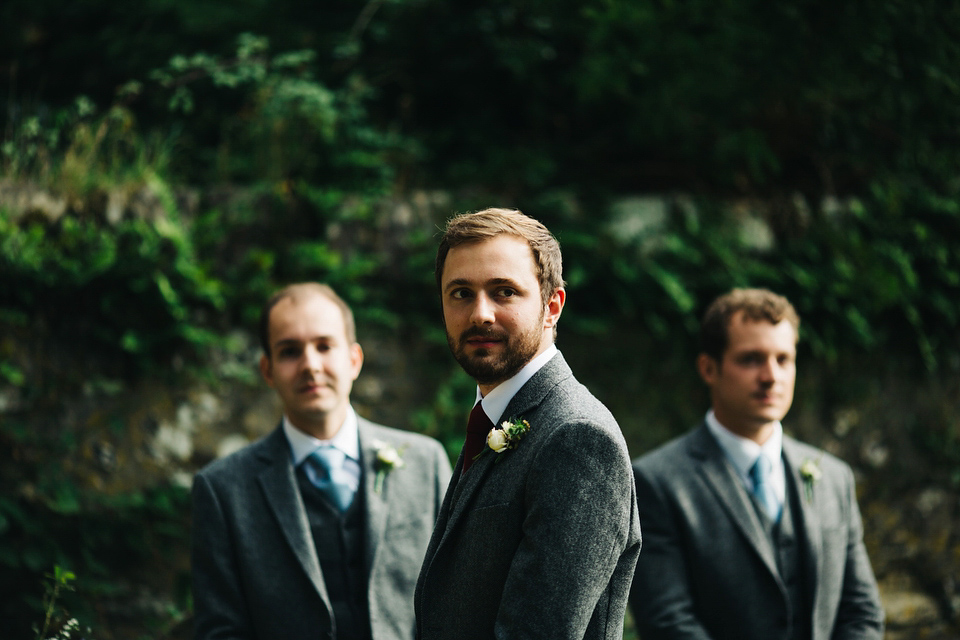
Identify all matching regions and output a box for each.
[753,468,812,640]
[298,470,371,640]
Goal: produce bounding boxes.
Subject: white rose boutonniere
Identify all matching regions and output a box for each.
[474,417,531,463]
[372,440,406,494]
[799,457,823,503]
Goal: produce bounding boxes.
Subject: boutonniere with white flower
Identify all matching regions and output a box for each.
[474,417,531,463]
[372,440,406,494]
[799,457,823,503]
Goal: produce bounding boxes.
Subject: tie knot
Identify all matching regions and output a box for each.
[467,403,494,435]
[750,455,772,483]
[303,446,356,511]
[310,445,344,470]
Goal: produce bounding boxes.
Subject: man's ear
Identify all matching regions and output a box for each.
[697,353,718,385]
[259,354,275,388]
[349,343,364,381]
[543,288,565,329]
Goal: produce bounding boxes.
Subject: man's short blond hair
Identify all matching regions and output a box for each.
[700,288,800,361]
[435,208,565,308]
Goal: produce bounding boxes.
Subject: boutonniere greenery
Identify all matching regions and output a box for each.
[799,457,823,503]
[372,440,406,494]
[474,417,532,463]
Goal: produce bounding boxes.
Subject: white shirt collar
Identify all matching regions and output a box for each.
[705,410,785,501]
[283,406,360,466]
[474,344,558,424]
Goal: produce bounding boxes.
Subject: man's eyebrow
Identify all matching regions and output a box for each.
[443,277,521,293]
[443,278,472,293]
[272,336,335,349]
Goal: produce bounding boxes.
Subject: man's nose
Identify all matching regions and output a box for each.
[759,358,778,384]
[304,345,324,370]
[470,293,496,325]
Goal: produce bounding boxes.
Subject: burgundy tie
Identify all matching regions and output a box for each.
[461,402,494,474]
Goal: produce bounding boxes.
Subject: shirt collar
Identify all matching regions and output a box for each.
[474,344,558,424]
[705,409,783,478]
[283,406,360,466]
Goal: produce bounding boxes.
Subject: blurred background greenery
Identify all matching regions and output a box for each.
[1,1,958,638]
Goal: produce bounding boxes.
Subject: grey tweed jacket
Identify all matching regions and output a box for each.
[191,416,452,640]
[415,352,642,640]
[629,423,884,640]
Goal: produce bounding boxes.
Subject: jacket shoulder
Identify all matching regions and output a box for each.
[195,429,280,482]
[632,427,700,474]
[360,420,447,460]
[783,434,855,483]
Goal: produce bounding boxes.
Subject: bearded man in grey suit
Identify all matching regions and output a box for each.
[415,208,641,640]
[191,283,452,640]
[629,288,884,640]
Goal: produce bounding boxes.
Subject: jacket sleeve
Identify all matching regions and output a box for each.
[830,465,885,640]
[628,465,714,640]
[432,439,454,519]
[191,473,252,640]
[493,419,641,639]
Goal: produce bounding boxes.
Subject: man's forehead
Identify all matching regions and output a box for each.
[726,315,798,348]
[443,236,537,279]
[269,294,347,336]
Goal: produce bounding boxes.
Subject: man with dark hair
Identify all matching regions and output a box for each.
[192,283,452,640]
[629,288,884,640]
[416,208,641,640]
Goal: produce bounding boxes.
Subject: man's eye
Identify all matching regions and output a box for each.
[451,289,472,300]
[497,288,516,298]
[279,348,300,358]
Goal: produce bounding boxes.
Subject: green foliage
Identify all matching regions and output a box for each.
[0,211,224,386]
[32,565,93,640]
[148,33,404,187]
[2,2,960,637]
[2,94,172,199]
[410,365,479,462]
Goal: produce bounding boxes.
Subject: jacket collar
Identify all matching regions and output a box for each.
[442,352,571,543]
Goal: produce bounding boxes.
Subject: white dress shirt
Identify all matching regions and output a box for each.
[473,344,558,423]
[283,407,362,492]
[705,410,785,507]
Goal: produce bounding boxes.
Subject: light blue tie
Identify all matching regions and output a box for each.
[304,446,356,512]
[749,455,781,523]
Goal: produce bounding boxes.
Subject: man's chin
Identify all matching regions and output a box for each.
[456,355,511,386]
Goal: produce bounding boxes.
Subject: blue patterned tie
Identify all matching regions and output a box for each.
[749,455,781,523]
[304,446,356,512]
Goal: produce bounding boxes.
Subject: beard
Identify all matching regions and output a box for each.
[447,319,544,386]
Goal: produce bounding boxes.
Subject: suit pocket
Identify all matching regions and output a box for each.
[461,502,518,555]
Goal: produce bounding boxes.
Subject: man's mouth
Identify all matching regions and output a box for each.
[467,337,502,348]
[462,329,507,351]
[299,380,328,394]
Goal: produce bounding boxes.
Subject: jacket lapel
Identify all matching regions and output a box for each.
[256,427,332,608]
[438,353,570,548]
[783,438,822,611]
[443,446,497,537]
[688,424,782,582]
[359,420,390,578]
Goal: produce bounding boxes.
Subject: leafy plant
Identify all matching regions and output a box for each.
[32,565,92,640]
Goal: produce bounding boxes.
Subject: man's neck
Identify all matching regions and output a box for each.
[288,410,346,441]
[478,339,555,396]
[712,412,776,445]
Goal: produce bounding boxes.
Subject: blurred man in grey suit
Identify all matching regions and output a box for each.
[192,283,452,640]
[415,208,641,640]
[629,288,884,640]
